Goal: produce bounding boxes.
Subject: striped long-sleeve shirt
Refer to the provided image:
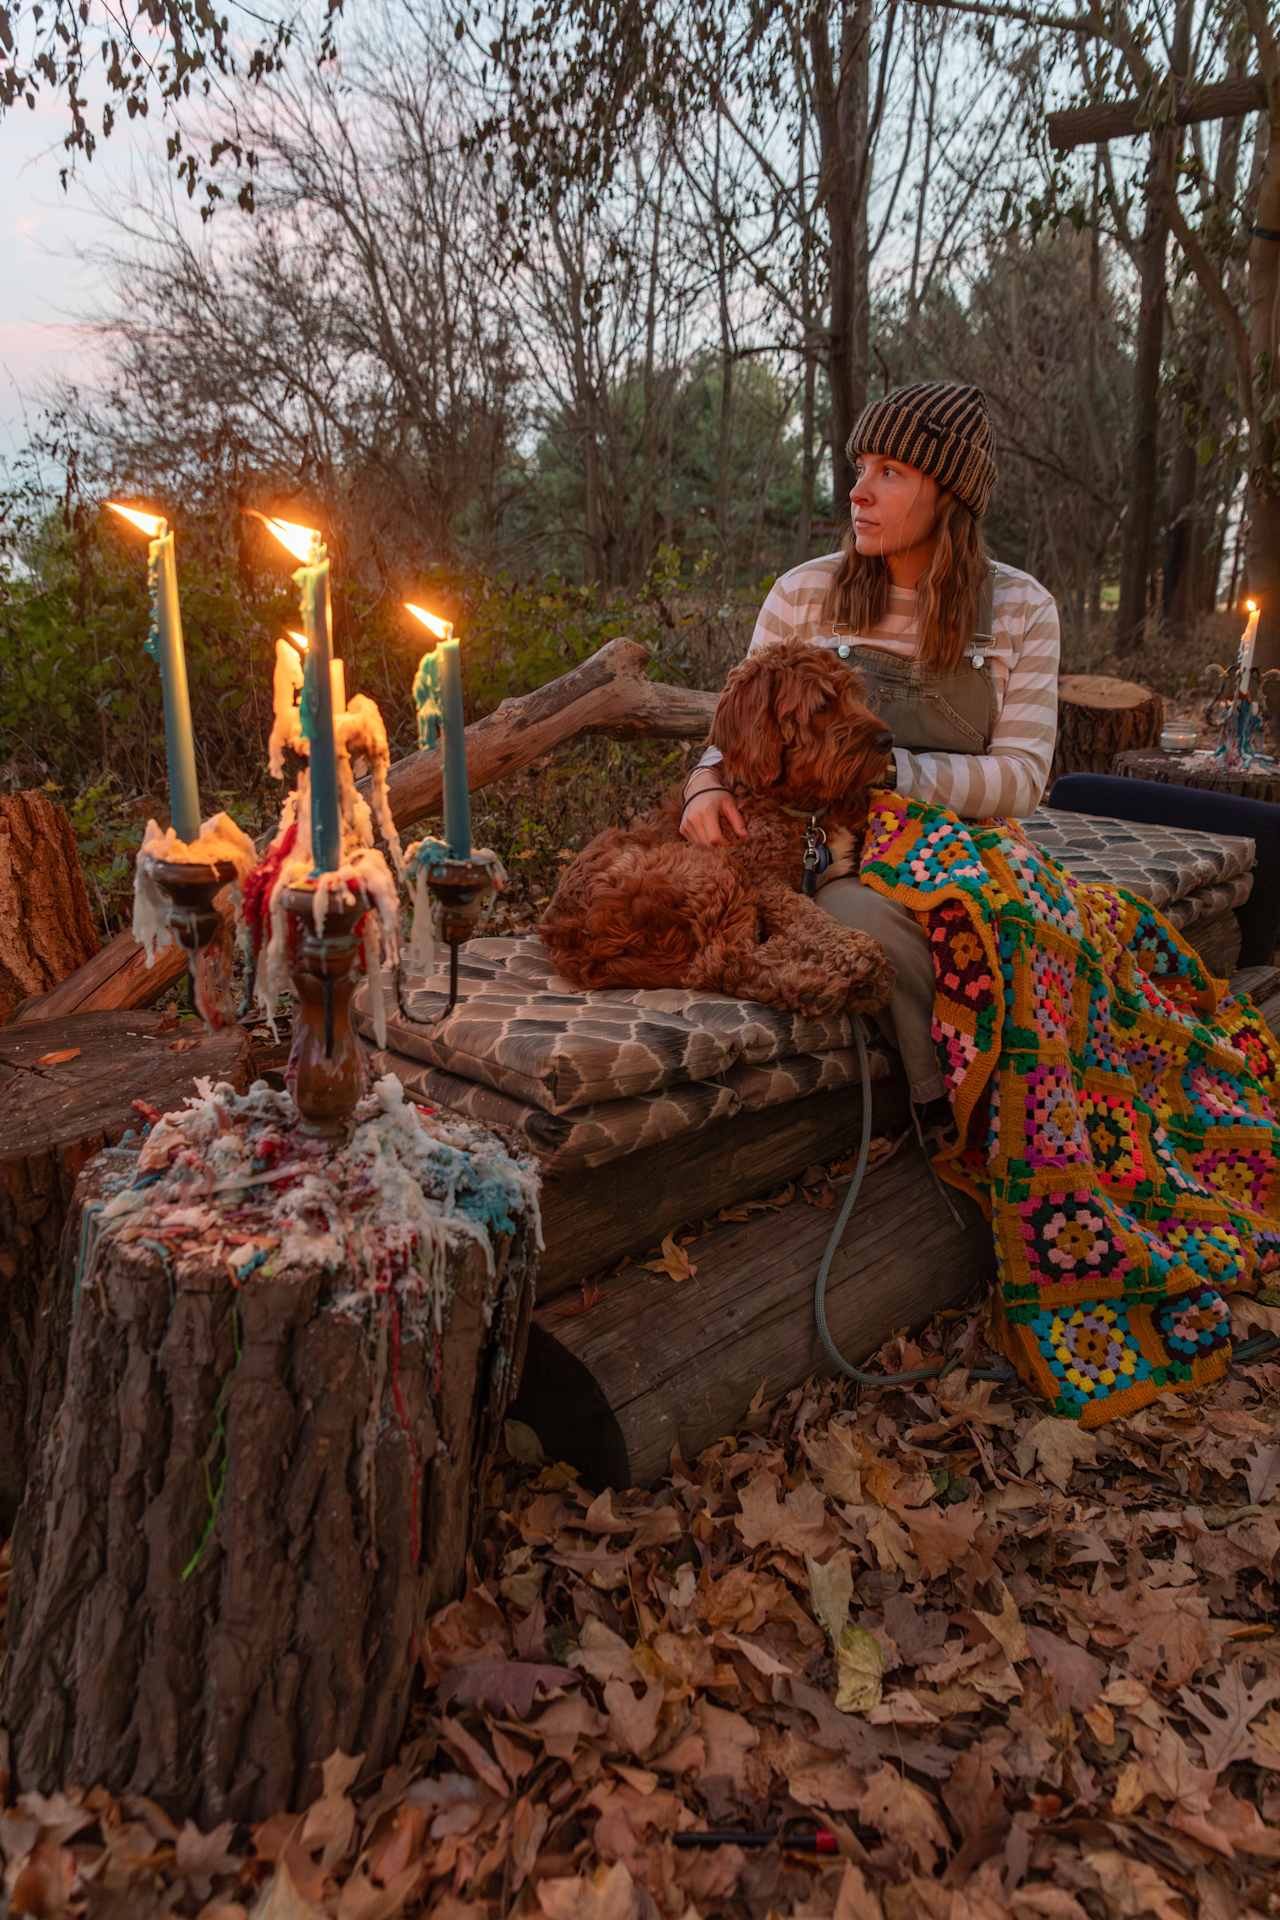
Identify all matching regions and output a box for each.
[691,552,1061,820]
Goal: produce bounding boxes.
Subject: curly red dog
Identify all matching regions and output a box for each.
[539,640,895,1017]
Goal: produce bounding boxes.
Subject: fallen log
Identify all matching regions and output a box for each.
[0,1010,253,1528]
[515,1134,992,1489]
[13,640,717,1025]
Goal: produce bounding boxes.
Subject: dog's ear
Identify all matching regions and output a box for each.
[710,653,784,789]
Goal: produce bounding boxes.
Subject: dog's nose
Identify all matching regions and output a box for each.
[875,728,894,752]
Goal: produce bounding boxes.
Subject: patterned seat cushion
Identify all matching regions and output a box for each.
[364,1040,887,1172]
[1021,807,1254,922]
[356,939,857,1115]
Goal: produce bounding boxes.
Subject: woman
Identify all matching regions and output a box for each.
[680,380,1060,1116]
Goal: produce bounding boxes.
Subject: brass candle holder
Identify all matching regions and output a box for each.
[280,883,370,1136]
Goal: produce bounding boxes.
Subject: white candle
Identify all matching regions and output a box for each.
[1239,599,1260,690]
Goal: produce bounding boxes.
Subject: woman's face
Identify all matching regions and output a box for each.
[849,454,940,559]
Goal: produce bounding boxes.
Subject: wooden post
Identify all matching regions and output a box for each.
[2,1092,539,1824]
[0,1010,253,1530]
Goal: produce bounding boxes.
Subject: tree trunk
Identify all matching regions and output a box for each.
[0,1010,253,1530]
[1115,147,1173,654]
[1247,85,1280,671]
[815,0,871,507]
[1050,674,1165,780]
[0,791,99,1021]
[3,1124,538,1824]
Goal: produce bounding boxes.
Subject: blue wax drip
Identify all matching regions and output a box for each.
[413,652,443,751]
[144,546,161,662]
[407,835,452,880]
[299,650,321,744]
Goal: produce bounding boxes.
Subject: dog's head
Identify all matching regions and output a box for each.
[709,639,894,807]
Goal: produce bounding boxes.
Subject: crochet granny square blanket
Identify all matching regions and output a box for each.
[859,794,1280,1427]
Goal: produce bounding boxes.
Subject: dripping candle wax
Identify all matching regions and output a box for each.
[256,516,341,871]
[106,503,201,842]
[405,603,471,860]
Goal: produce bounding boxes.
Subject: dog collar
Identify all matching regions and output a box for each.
[778,806,831,896]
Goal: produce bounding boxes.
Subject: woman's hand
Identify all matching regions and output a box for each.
[680,787,749,846]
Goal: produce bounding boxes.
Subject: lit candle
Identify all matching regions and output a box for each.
[106,503,201,842]
[405,603,471,859]
[256,515,342,871]
[1239,598,1260,690]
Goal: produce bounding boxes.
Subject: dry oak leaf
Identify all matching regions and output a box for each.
[1023,1627,1104,1713]
[252,1862,327,1919]
[832,1861,886,1920]
[1179,1665,1280,1774]
[35,1048,80,1067]
[437,1659,578,1718]
[641,1233,696,1283]
[972,1583,1029,1664]
[603,1676,664,1759]
[735,1470,838,1559]
[1169,1785,1280,1860]
[538,1859,641,1920]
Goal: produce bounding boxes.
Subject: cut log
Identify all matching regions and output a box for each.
[515,1139,992,1489]
[3,1104,539,1824]
[537,1071,910,1297]
[15,639,719,1026]
[1051,675,1164,780]
[0,790,98,1020]
[0,1010,253,1528]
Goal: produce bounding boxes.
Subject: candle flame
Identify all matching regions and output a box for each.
[1245,599,1259,615]
[106,501,166,538]
[404,602,454,642]
[285,629,309,654]
[249,510,322,564]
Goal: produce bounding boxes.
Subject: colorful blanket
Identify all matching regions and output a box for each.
[860,794,1280,1427]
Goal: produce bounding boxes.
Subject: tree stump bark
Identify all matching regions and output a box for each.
[1050,675,1165,781]
[0,1009,253,1529]
[0,790,99,1020]
[2,1083,539,1824]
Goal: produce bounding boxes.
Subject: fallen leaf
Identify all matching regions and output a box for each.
[834,1625,884,1714]
[436,1659,576,1718]
[806,1549,854,1645]
[537,1859,639,1920]
[252,1862,328,1918]
[168,1037,200,1053]
[1017,1417,1099,1491]
[36,1048,80,1067]
[641,1232,697,1282]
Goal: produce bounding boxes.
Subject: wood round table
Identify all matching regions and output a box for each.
[1112,749,1280,806]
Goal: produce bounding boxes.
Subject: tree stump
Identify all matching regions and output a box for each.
[0,1009,253,1529]
[2,1077,539,1824]
[0,790,99,1020]
[1051,675,1164,780]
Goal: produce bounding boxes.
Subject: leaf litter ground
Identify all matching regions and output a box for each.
[2,1146,1278,1920]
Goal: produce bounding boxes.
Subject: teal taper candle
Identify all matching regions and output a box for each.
[406,604,472,860]
[107,504,201,842]
[258,515,342,872]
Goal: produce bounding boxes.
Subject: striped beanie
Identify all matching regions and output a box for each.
[849,381,997,518]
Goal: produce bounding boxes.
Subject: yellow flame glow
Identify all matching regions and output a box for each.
[250,511,322,564]
[106,501,166,538]
[1245,599,1259,615]
[285,628,310,653]
[404,602,454,642]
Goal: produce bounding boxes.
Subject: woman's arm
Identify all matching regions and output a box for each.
[892,596,1061,820]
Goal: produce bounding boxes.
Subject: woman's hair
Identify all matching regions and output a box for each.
[819,488,990,671]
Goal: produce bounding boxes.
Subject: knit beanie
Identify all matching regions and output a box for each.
[849,381,997,519]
